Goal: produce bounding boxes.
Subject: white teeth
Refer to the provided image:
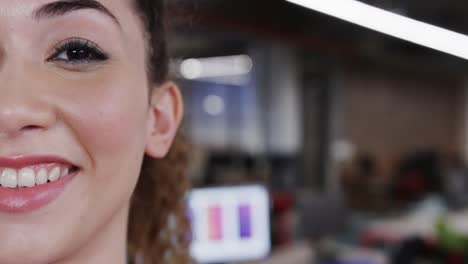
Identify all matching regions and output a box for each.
[48,167,60,182]
[1,169,17,188]
[61,168,69,178]
[18,168,35,187]
[0,165,75,188]
[36,168,48,185]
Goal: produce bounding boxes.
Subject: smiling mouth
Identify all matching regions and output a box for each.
[0,156,79,213]
[0,164,79,189]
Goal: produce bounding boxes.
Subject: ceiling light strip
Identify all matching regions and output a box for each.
[286,0,468,60]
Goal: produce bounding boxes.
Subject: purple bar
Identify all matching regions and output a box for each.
[239,204,252,239]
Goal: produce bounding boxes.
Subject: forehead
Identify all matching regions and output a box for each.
[0,0,137,24]
[0,0,145,49]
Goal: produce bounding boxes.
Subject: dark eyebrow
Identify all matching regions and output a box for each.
[33,0,120,27]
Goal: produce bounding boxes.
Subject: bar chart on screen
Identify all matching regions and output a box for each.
[188,185,271,263]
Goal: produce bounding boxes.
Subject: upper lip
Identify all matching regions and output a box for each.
[0,155,76,169]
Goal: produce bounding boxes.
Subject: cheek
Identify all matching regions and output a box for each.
[55,72,150,162]
[76,89,148,155]
[46,72,150,259]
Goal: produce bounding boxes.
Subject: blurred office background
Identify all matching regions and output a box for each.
[167,0,468,263]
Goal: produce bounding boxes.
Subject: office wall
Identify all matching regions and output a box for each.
[340,68,464,169]
[462,79,468,163]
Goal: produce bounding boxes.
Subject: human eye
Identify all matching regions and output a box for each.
[47,37,109,66]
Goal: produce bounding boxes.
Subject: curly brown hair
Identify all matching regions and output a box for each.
[127,0,192,263]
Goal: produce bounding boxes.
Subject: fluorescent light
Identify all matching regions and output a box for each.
[180,55,253,79]
[180,59,203,79]
[286,0,468,60]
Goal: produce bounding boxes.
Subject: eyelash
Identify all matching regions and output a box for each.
[47,38,109,65]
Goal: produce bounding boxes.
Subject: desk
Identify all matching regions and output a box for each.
[243,242,315,264]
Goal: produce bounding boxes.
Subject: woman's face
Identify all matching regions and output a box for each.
[0,0,182,263]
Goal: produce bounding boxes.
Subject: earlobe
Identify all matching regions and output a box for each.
[145,82,183,158]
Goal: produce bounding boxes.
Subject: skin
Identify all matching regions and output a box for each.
[0,0,183,263]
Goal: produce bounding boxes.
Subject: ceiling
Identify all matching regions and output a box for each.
[167,0,468,73]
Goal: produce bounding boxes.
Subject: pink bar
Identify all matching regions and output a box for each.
[208,206,222,240]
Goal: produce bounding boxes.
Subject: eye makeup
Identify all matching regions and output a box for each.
[47,37,109,65]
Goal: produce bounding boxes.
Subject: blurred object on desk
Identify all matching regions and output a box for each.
[297,191,349,241]
[243,241,315,264]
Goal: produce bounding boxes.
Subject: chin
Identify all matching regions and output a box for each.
[0,213,83,264]
[0,243,62,264]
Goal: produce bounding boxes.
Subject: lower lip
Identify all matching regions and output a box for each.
[0,171,77,214]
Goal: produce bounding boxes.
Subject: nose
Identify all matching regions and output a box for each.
[0,35,57,138]
[0,89,56,138]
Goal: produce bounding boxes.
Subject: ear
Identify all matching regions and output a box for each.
[145,81,183,158]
